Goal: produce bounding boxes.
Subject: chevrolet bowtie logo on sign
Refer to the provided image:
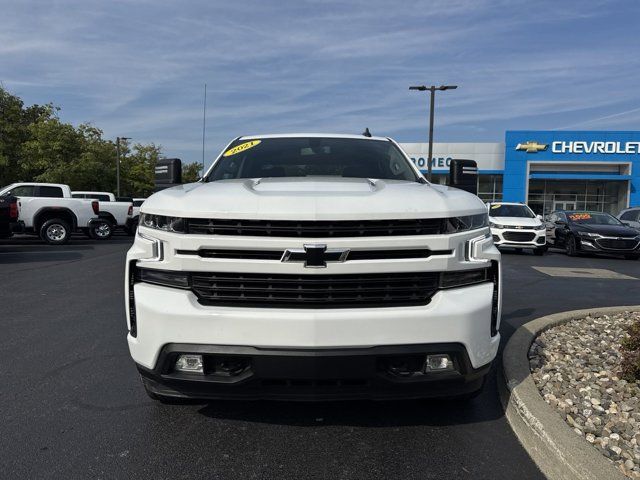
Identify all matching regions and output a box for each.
[515,141,548,153]
[281,244,349,268]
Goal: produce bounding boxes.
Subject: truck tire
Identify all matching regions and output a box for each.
[40,218,71,245]
[90,220,113,240]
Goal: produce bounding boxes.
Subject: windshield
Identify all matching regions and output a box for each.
[205,137,419,182]
[488,203,535,218]
[567,212,622,225]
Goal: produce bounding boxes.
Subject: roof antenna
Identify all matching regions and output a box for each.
[362,128,372,137]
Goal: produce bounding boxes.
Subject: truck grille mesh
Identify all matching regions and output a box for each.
[186,218,444,237]
[191,271,440,308]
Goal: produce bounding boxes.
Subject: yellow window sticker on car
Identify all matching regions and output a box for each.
[223,140,261,157]
[569,213,591,221]
[491,204,502,209]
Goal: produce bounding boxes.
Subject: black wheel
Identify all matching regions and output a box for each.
[90,220,113,240]
[565,235,578,256]
[533,247,546,256]
[625,254,640,260]
[40,218,71,245]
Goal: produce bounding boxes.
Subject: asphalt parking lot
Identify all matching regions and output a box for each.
[1,236,638,480]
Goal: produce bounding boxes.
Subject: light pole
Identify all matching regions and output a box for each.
[116,136,131,197]
[409,85,457,182]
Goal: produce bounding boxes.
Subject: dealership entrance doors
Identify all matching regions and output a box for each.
[527,179,628,216]
[553,201,576,211]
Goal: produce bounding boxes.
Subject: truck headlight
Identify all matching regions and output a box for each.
[445,214,488,233]
[140,214,186,233]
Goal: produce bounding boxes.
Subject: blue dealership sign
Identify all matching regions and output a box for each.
[504,131,639,207]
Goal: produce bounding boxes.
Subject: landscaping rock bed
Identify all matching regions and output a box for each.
[529,311,640,478]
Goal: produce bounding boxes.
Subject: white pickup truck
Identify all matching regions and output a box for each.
[0,182,101,244]
[72,191,133,239]
[126,133,502,403]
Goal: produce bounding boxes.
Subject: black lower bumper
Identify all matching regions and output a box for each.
[137,343,492,401]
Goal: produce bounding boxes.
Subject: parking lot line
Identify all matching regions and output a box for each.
[532,266,638,280]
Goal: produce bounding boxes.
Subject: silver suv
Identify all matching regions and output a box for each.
[618,207,640,231]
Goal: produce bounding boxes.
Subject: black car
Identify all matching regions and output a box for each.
[548,210,640,259]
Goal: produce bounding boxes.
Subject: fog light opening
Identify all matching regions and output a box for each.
[175,354,204,374]
[211,357,251,377]
[424,354,454,373]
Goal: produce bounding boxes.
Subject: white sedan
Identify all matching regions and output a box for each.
[487,202,547,255]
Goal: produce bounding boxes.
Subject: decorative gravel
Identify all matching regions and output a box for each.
[529,311,640,478]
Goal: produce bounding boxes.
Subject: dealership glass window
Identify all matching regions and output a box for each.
[527,180,626,216]
[477,175,503,203]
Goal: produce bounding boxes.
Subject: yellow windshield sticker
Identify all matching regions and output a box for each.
[223,140,261,157]
[569,213,591,221]
[491,204,502,209]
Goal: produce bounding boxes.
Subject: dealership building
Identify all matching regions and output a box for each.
[401,130,640,215]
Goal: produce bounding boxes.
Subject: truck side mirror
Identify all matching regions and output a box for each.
[155,158,183,191]
[448,159,478,195]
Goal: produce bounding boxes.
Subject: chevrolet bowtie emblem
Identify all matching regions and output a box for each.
[516,141,548,153]
[281,244,350,268]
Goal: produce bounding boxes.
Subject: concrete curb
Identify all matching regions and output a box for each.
[501,305,640,480]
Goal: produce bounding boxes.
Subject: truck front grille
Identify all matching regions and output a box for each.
[191,271,440,308]
[186,218,445,237]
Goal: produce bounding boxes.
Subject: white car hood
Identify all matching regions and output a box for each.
[490,216,541,227]
[142,177,486,220]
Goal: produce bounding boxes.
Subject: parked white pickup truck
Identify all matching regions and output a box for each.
[72,191,133,239]
[126,133,501,403]
[125,198,146,235]
[0,182,101,244]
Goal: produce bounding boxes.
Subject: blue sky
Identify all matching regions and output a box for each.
[2,0,640,169]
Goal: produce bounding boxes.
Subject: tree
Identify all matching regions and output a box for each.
[182,162,202,183]
[0,86,169,197]
[119,143,163,197]
[0,87,53,186]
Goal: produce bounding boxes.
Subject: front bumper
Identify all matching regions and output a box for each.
[128,281,500,371]
[138,343,491,401]
[491,227,546,249]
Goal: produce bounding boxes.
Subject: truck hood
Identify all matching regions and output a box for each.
[142,177,486,220]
